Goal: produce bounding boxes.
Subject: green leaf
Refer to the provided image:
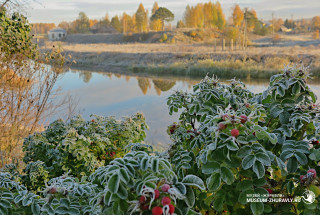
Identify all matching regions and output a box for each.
[236,180,253,191]
[201,161,220,174]
[22,193,33,206]
[226,140,239,151]
[104,191,112,206]
[55,206,69,214]
[264,205,272,213]
[309,149,320,161]
[238,189,254,205]
[286,181,294,195]
[287,157,298,173]
[268,133,278,144]
[185,186,195,208]
[250,202,264,215]
[0,200,11,210]
[31,203,40,215]
[220,167,234,185]
[117,183,128,199]
[182,175,205,190]
[276,156,286,171]
[151,158,159,172]
[119,168,129,183]
[279,112,290,124]
[237,146,252,158]
[270,106,283,118]
[207,173,221,191]
[256,152,271,166]
[108,173,120,193]
[174,182,186,195]
[213,195,225,212]
[294,152,308,165]
[253,161,265,179]
[140,157,149,171]
[277,85,285,97]
[69,207,80,215]
[0,205,8,215]
[253,178,267,186]
[242,155,256,170]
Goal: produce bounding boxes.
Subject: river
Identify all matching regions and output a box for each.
[54,69,320,149]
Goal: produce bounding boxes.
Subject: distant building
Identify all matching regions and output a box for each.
[48,28,67,41]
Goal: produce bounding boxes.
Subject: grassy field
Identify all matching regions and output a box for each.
[40,32,320,79]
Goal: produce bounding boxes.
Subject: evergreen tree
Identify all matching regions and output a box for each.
[151,7,174,31]
[111,15,121,32]
[100,13,110,26]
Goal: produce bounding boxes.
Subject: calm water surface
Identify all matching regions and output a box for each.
[54,69,320,149]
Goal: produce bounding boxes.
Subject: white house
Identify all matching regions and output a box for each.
[48,28,67,41]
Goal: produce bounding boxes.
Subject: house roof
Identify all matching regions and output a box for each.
[48,28,67,33]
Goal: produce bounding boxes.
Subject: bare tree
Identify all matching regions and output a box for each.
[0,47,76,167]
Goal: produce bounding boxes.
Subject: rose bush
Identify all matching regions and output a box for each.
[166,65,320,214]
[21,113,148,188]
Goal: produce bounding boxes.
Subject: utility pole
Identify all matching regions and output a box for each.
[243,8,248,50]
[272,12,274,45]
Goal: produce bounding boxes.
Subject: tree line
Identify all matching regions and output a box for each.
[30,1,320,36]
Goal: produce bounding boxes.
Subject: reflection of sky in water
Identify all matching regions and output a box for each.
[54,70,320,148]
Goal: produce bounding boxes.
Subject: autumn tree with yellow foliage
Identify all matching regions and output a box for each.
[122,12,136,33]
[232,4,243,27]
[183,1,225,29]
[135,3,148,32]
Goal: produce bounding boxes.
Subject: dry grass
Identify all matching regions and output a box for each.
[40,32,320,78]
[43,40,320,57]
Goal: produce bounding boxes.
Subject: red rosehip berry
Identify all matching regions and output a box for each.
[222,114,229,121]
[253,132,256,136]
[300,175,305,183]
[152,206,163,215]
[48,187,57,194]
[307,169,317,178]
[170,129,174,134]
[245,103,250,108]
[161,196,171,206]
[161,184,170,192]
[91,119,95,122]
[218,122,226,131]
[240,114,247,124]
[140,204,149,211]
[266,189,272,194]
[231,129,240,138]
[154,189,160,199]
[139,196,147,204]
[169,204,175,214]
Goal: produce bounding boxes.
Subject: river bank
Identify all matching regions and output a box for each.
[41,41,320,79]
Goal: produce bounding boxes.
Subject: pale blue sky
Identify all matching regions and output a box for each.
[28,0,320,24]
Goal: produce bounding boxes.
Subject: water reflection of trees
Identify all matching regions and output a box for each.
[152,80,176,92]
[137,77,176,95]
[79,71,93,83]
[137,78,151,95]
